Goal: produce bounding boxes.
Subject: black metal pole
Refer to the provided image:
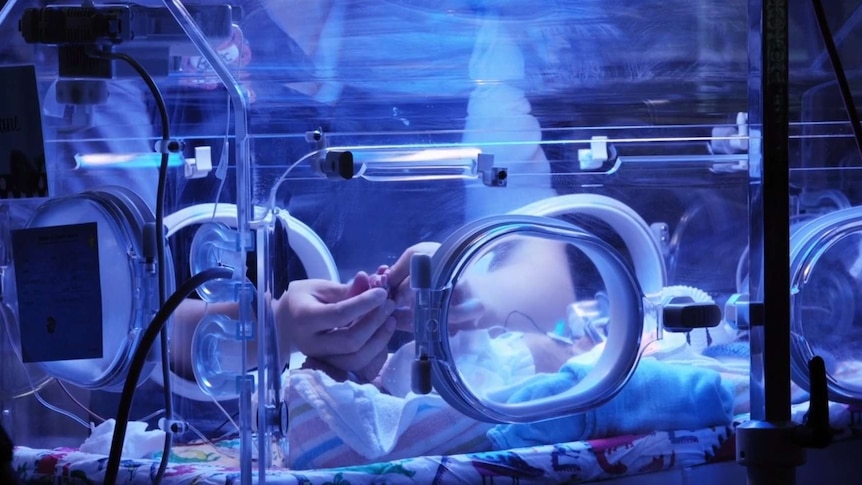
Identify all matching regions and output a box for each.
[736,1,804,483]
[760,0,791,424]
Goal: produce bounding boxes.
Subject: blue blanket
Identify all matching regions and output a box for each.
[487,358,734,449]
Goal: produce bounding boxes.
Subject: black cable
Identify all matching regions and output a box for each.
[504,310,544,334]
[104,267,232,485]
[810,0,862,163]
[98,49,174,483]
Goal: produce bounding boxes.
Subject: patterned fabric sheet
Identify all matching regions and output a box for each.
[13,403,862,485]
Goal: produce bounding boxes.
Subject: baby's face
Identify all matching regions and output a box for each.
[449,236,575,335]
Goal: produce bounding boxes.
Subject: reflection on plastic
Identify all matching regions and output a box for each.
[74,152,184,170]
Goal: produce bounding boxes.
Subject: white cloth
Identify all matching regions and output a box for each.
[79,419,165,459]
[290,328,534,460]
[289,369,445,460]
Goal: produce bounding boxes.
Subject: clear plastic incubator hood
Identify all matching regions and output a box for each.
[0,0,859,484]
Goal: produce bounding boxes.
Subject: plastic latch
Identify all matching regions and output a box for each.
[184,146,213,179]
[410,254,432,290]
[577,135,610,170]
[709,112,749,156]
[409,252,435,395]
[730,112,749,151]
[142,222,157,273]
[662,296,722,333]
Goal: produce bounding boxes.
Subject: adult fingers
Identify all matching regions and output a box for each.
[301,356,350,382]
[345,271,371,298]
[297,286,388,333]
[322,316,397,372]
[390,277,413,310]
[303,345,391,385]
[295,274,369,304]
[315,299,396,354]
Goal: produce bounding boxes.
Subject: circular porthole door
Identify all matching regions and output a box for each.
[158,203,338,401]
[790,205,862,404]
[8,186,166,392]
[411,214,645,423]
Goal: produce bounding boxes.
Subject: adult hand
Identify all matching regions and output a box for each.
[278,271,396,382]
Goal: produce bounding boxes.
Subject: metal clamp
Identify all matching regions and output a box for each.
[153,139,184,155]
[478,153,507,187]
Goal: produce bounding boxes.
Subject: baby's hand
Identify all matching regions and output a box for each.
[336,269,392,330]
[345,267,389,299]
[368,265,391,291]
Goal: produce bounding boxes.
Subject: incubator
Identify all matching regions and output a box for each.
[0,0,859,484]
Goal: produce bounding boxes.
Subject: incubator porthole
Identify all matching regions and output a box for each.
[8,187,166,391]
[790,206,862,404]
[423,214,644,423]
[158,203,338,401]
